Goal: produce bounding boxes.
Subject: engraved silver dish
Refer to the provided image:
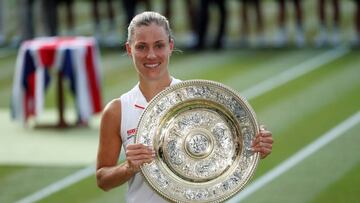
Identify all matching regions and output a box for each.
[136,80,259,203]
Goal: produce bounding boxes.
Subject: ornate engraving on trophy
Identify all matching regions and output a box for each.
[137,80,259,203]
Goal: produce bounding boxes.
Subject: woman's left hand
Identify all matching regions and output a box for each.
[252,125,273,159]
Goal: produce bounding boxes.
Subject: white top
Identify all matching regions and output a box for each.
[120,77,181,203]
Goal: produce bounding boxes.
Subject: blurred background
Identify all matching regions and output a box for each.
[0,0,359,203]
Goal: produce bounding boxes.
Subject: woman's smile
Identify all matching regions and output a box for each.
[144,62,161,69]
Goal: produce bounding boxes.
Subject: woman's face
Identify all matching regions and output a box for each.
[126,23,174,82]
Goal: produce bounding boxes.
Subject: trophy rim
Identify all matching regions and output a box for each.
[136,79,260,203]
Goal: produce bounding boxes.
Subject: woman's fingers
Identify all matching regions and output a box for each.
[126,144,156,172]
[252,126,274,159]
[252,134,273,146]
[252,142,272,151]
[126,144,155,157]
[257,146,272,159]
[126,148,154,157]
[127,153,155,161]
[127,143,150,150]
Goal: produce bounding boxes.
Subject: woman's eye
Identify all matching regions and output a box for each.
[136,45,146,50]
[155,44,164,49]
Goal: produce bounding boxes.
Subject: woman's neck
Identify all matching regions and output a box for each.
[138,76,172,102]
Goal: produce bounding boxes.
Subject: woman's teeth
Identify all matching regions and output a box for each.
[145,63,160,68]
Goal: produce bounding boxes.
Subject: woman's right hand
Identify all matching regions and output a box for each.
[125,144,155,173]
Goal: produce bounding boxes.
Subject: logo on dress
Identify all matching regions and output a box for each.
[127,128,137,140]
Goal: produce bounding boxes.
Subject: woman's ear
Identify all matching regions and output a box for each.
[125,42,132,57]
[169,38,174,52]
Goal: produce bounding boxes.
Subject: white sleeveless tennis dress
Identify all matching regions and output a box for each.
[120,77,181,203]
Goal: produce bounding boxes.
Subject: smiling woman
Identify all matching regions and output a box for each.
[95,11,273,203]
[96,12,182,203]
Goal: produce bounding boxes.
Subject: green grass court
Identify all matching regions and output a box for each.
[1,0,360,202]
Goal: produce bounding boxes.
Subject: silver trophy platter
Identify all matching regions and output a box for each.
[136,80,259,203]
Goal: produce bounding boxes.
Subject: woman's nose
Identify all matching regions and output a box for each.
[146,48,156,59]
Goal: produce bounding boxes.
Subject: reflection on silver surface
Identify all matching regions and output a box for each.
[136,80,259,203]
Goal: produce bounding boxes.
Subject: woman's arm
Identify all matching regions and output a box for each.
[96,99,155,191]
[96,99,133,191]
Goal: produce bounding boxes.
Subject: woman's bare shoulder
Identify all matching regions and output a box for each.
[102,98,121,120]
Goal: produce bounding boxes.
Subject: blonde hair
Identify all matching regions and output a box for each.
[127,11,173,44]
